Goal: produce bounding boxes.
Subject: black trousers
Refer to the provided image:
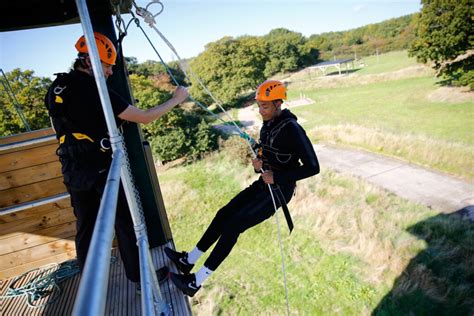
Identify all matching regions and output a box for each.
[196,179,295,271]
[67,172,140,282]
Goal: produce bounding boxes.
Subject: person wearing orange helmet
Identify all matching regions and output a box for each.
[165,80,319,297]
[45,32,188,285]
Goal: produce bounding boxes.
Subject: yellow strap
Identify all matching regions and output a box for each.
[59,135,66,144]
[55,95,64,104]
[72,133,95,143]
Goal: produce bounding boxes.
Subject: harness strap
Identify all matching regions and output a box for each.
[273,186,294,234]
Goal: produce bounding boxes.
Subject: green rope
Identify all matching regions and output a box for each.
[1,256,118,308]
[1,260,79,308]
[129,13,257,149]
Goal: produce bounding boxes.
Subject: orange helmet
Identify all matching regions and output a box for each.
[255,80,287,102]
[75,32,117,65]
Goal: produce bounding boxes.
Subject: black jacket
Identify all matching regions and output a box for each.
[259,109,319,185]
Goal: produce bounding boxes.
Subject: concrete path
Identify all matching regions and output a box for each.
[236,103,474,217]
[315,144,474,215]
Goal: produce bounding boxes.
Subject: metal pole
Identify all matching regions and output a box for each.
[0,135,56,152]
[74,1,166,314]
[72,150,124,316]
[0,193,69,216]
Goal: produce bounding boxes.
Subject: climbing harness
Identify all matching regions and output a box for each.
[114,2,291,314]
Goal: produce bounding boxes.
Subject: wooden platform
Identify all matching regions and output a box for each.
[0,243,192,315]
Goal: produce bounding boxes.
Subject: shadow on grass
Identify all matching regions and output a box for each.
[372,206,474,315]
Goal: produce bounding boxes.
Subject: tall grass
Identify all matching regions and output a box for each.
[310,124,474,180]
[287,74,473,180]
[158,152,474,315]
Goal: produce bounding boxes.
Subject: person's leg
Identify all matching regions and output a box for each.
[202,188,275,271]
[171,183,295,296]
[195,180,262,252]
[165,181,262,274]
[114,183,140,282]
[68,187,101,272]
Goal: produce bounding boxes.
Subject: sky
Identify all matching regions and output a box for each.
[0,0,421,78]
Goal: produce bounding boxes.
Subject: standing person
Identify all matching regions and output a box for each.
[165,80,319,296]
[45,32,188,284]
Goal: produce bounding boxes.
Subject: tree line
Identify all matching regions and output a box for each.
[1,0,471,162]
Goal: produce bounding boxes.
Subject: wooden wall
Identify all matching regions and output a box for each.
[0,128,76,279]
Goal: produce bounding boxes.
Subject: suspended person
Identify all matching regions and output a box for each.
[165,80,319,296]
[45,32,188,286]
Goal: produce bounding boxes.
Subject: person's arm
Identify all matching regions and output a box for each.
[118,86,188,124]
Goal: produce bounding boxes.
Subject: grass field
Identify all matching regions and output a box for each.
[158,50,474,314]
[284,51,474,180]
[159,152,474,315]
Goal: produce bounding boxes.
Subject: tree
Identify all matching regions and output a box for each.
[263,28,306,77]
[409,0,473,88]
[0,69,51,136]
[129,70,218,162]
[189,36,268,106]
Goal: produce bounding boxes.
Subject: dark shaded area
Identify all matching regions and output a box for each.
[325,68,361,76]
[373,207,474,315]
[0,0,130,32]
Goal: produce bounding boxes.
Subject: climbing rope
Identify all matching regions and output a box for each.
[116,2,291,314]
[0,68,31,132]
[130,1,257,153]
[0,260,80,308]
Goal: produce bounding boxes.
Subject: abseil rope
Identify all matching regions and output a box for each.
[124,2,291,314]
[0,260,80,308]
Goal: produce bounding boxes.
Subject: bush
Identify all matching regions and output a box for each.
[219,133,258,166]
[145,108,219,163]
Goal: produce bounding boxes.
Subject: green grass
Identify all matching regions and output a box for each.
[291,77,472,144]
[158,152,474,315]
[287,67,474,179]
[355,50,420,75]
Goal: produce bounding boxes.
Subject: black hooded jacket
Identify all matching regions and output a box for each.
[258,109,320,185]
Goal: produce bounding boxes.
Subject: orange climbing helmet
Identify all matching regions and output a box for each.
[255,80,287,102]
[75,32,117,65]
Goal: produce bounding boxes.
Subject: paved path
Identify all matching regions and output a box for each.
[236,104,474,216]
[315,144,474,214]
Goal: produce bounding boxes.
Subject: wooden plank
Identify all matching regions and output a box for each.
[0,251,75,281]
[0,196,71,223]
[0,128,54,145]
[0,137,57,156]
[1,245,192,315]
[0,176,66,208]
[0,207,75,237]
[0,221,76,256]
[0,143,58,173]
[0,161,62,190]
[0,239,76,271]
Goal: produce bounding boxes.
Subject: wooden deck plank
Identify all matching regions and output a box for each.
[0,143,58,173]
[1,245,192,315]
[0,161,62,191]
[0,176,66,208]
[0,252,76,281]
[0,197,71,224]
[0,128,54,146]
[0,222,76,256]
[0,207,75,237]
[0,239,76,271]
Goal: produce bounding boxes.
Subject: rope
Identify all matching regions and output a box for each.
[124,3,290,313]
[0,260,80,308]
[0,68,31,132]
[130,2,257,152]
